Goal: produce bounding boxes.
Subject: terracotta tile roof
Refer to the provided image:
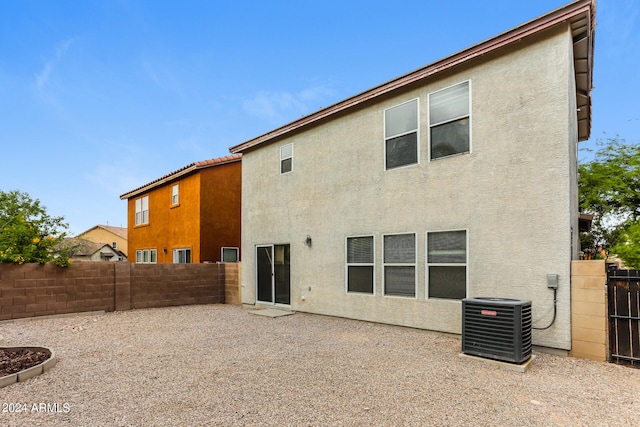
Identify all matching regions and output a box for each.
[229,0,594,153]
[119,154,241,200]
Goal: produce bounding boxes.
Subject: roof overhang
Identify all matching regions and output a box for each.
[229,0,595,154]
[119,154,241,200]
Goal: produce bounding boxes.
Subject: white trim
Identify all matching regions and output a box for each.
[135,248,157,264]
[134,195,149,226]
[425,229,469,300]
[221,246,239,262]
[280,143,293,174]
[427,80,472,161]
[383,98,420,170]
[345,235,376,296]
[382,232,417,299]
[173,247,191,264]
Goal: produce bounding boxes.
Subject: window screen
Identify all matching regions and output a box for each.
[427,230,467,299]
[383,233,416,297]
[347,236,374,294]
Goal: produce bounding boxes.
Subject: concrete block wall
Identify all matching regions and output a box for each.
[570,260,607,361]
[0,262,233,321]
[0,263,115,321]
[129,263,224,309]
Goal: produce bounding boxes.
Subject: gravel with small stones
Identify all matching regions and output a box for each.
[0,305,638,426]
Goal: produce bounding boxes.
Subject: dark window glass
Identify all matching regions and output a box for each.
[384,266,416,297]
[430,118,469,159]
[386,133,418,169]
[428,266,466,299]
[348,266,374,293]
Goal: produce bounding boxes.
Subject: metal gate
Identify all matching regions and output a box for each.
[608,269,640,366]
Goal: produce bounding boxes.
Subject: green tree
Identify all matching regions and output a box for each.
[579,136,640,267]
[0,190,71,267]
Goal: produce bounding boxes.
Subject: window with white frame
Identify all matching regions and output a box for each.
[221,247,239,262]
[173,248,191,264]
[171,184,179,205]
[384,99,418,170]
[135,195,149,225]
[281,143,293,174]
[346,236,374,294]
[427,230,467,299]
[429,81,470,160]
[135,249,157,264]
[383,233,416,297]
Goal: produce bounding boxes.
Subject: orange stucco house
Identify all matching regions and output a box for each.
[120,154,241,264]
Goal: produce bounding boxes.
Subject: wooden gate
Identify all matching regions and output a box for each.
[608,269,640,366]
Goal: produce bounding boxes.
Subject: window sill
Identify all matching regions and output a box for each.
[134,223,149,229]
[170,203,181,209]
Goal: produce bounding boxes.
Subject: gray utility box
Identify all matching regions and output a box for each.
[462,297,532,363]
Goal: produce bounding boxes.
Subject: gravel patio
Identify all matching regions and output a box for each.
[1,304,638,426]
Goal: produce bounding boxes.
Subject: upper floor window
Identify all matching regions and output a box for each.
[384,99,418,170]
[427,230,467,299]
[281,143,293,174]
[112,241,117,249]
[429,81,470,160]
[171,184,179,205]
[135,196,149,226]
[173,248,191,264]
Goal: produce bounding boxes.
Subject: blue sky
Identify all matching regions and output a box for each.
[1,0,638,235]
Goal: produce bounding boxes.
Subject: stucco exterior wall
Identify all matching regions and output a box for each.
[200,161,242,263]
[241,27,578,349]
[127,173,202,263]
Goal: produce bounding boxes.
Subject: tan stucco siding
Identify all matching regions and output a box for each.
[241,27,577,349]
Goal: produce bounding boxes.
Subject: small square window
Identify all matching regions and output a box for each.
[281,144,293,174]
[222,247,239,262]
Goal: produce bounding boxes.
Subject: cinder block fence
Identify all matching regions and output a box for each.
[0,262,240,321]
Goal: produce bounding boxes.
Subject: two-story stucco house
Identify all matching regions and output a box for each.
[120,154,242,264]
[76,224,128,258]
[230,0,595,351]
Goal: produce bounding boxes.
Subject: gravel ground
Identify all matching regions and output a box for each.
[0,304,638,426]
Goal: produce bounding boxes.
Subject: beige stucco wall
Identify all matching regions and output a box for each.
[241,26,578,350]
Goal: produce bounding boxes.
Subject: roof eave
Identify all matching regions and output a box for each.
[229,0,595,153]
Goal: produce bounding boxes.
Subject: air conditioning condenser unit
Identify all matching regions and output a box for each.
[462,297,532,363]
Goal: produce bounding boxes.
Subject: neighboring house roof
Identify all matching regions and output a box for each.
[229,0,594,154]
[77,224,128,240]
[58,238,127,259]
[119,154,242,200]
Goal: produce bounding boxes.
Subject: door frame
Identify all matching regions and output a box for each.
[255,244,290,306]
